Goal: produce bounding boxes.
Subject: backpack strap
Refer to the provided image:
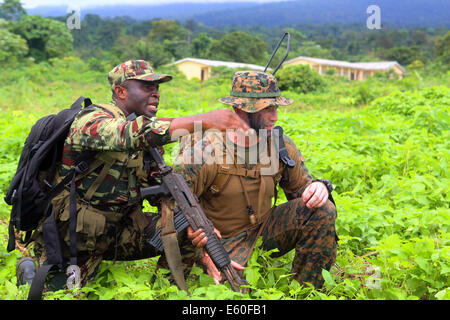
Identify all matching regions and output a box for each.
[28,264,61,300]
[28,207,65,300]
[27,151,99,299]
[82,152,127,202]
[27,149,122,300]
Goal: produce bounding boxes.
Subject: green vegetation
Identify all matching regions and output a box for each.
[0,55,448,300]
[0,0,448,300]
[8,14,73,62]
[277,64,326,94]
[1,0,449,71]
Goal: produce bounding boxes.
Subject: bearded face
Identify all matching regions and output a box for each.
[247,105,278,136]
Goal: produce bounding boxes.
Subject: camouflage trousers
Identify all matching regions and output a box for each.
[32,192,196,290]
[221,197,338,288]
[32,195,336,290]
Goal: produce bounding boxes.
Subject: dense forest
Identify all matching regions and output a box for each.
[1,0,449,72]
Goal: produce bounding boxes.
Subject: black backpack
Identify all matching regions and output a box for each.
[4,96,94,248]
[4,97,98,299]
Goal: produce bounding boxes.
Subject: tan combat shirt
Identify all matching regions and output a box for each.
[174,131,313,238]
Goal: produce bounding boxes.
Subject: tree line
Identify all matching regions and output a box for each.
[0,0,449,72]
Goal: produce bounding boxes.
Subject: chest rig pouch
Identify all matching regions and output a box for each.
[202,126,295,227]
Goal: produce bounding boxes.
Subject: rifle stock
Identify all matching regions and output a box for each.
[140,148,247,292]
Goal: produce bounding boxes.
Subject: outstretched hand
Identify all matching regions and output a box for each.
[203,109,250,132]
[169,109,249,139]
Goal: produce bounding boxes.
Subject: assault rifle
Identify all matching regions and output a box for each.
[140,148,247,292]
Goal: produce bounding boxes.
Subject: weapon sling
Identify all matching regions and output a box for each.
[160,198,189,293]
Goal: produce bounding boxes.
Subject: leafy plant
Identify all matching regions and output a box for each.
[0,58,448,300]
[277,64,326,94]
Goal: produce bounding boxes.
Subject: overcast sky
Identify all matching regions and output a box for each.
[22,0,287,9]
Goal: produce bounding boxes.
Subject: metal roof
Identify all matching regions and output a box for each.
[170,58,267,71]
[283,56,406,72]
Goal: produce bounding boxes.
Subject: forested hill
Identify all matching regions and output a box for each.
[27,2,260,21]
[27,0,450,28]
[192,0,450,28]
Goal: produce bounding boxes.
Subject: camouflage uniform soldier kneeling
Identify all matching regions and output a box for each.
[174,71,338,288]
[17,60,248,293]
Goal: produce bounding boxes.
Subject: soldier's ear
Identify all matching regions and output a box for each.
[114,85,128,100]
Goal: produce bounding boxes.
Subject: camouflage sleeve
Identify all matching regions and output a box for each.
[279,134,313,200]
[67,106,173,152]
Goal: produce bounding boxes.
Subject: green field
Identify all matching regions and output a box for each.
[0,57,448,300]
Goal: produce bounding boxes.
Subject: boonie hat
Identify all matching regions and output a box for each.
[108,60,172,90]
[219,71,292,113]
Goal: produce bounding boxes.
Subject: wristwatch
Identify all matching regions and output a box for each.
[312,179,334,193]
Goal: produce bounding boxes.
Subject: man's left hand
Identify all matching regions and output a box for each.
[302,181,329,209]
[187,226,221,248]
[187,226,245,284]
[199,250,245,285]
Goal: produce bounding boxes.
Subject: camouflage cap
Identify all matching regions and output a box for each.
[218,71,292,113]
[108,60,172,90]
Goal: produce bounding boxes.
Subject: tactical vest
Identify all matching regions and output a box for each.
[196,133,304,238]
[46,103,152,248]
[63,103,150,206]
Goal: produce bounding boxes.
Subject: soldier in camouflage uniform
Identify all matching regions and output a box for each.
[26,60,248,290]
[174,71,338,288]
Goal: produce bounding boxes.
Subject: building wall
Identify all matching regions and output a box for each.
[283,58,404,81]
[175,61,212,81]
[391,65,404,78]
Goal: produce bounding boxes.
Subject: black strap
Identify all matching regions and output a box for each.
[274,126,295,168]
[27,152,96,300]
[66,151,98,266]
[27,264,60,300]
[7,220,16,252]
[42,209,63,265]
[70,96,92,111]
[46,150,97,200]
[69,173,78,266]
[6,154,31,251]
[14,154,29,231]
[27,209,64,300]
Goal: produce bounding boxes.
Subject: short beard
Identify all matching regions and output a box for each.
[247,113,272,137]
[248,113,262,132]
